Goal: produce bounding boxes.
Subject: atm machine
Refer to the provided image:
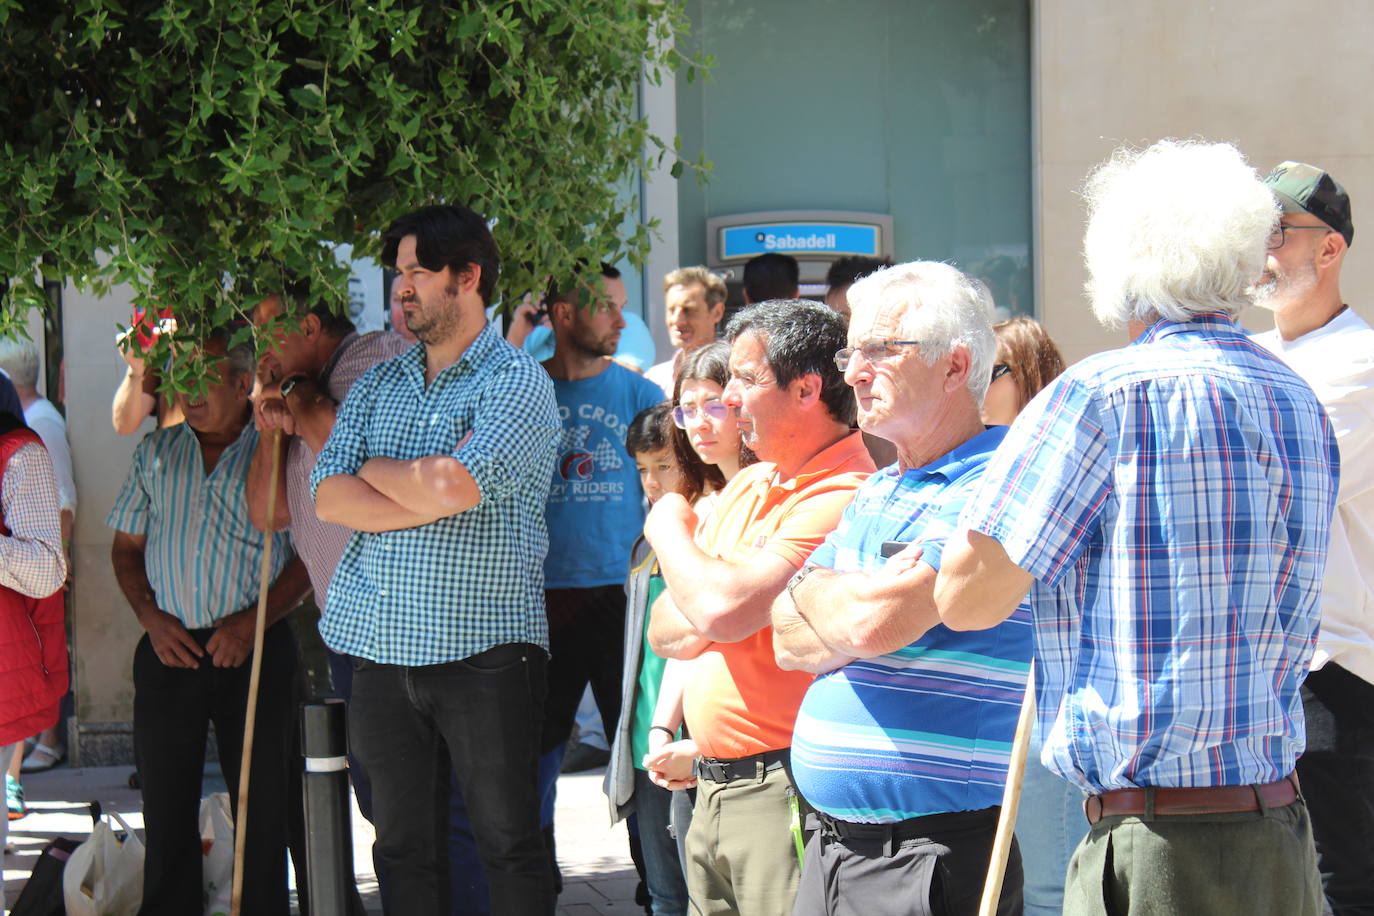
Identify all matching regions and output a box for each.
[705,209,895,319]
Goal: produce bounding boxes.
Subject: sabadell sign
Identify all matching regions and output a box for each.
[719,222,882,260]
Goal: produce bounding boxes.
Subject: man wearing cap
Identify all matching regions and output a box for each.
[928,140,1338,914]
[1252,161,1374,915]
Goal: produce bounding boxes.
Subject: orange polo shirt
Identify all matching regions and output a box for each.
[683,432,874,760]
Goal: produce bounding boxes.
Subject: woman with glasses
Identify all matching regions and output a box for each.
[981,316,1077,916]
[606,341,757,916]
[982,316,1067,427]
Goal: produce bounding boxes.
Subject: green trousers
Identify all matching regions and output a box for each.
[1063,795,1323,916]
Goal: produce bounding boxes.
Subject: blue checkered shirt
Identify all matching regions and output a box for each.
[310,322,560,665]
[961,315,1339,792]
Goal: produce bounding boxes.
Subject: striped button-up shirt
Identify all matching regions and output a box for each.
[108,423,292,628]
[310,322,560,666]
[961,315,1339,792]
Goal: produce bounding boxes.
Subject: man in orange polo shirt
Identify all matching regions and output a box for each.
[645,299,874,915]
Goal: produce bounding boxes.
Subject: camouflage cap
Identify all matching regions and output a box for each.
[1263,161,1354,247]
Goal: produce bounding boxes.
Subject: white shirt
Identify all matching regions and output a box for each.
[645,351,680,397]
[23,398,76,514]
[1255,308,1374,683]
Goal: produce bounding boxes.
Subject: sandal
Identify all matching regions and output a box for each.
[21,741,66,773]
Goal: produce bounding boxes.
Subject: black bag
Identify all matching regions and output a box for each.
[9,835,82,916]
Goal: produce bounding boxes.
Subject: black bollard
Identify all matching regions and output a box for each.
[301,698,355,916]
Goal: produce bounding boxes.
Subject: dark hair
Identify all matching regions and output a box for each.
[825,256,894,291]
[382,205,501,307]
[743,253,799,302]
[725,299,855,426]
[281,275,356,338]
[546,261,619,306]
[993,317,1066,414]
[670,341,754,493]
[627,403,711,505]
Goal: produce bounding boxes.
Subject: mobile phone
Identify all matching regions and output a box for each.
[880,540,910,559]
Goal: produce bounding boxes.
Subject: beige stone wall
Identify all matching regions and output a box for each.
[1033,0,1374,364]
[63,280,147,763]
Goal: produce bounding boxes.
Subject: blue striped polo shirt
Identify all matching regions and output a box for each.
[108,422,292,628]
[791,426,1033,823]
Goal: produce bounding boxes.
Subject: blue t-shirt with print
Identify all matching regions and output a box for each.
[544,361,666,588]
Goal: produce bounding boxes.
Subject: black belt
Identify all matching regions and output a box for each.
[695,748,790,784]
[813,806,997,844]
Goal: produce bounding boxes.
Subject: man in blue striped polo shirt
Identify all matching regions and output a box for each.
[109,330,309,916]
[772,262,1032,915]
[933,141,1340,914]
[311,204,561,915]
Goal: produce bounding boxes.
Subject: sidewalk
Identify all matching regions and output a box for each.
[4,763,640,914]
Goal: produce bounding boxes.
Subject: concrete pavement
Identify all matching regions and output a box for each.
[4,762,641,914]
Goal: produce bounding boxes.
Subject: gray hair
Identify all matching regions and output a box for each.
[1083,139,1279,327]
[0,337,40,389]
[846,261,997,405]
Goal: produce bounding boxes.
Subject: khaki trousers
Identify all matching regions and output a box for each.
[685,761,809,916]
[1063,795,1323,916]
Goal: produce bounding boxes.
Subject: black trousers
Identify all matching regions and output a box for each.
[540,585,626,753]
[133,623,296,916]
[1297,662,1374,916]
[349,643,554,916]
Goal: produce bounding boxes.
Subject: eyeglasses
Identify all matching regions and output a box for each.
[672,399,730,429]
[991,363,1012,383]
[833,339,923,371]
[1266,225,1333,250]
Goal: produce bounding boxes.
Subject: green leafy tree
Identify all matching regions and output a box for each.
[0,0,707,380]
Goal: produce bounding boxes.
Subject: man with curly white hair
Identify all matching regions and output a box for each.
[927,139,1340,914]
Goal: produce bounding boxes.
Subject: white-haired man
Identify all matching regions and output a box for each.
[771,262,1032,915]
[929,140,1339,914]
[1251,162,1374,915]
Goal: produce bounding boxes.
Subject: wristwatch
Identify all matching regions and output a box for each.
[786,564,821,604]
[279,375,309,399]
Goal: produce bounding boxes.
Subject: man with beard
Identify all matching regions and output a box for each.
[537,264,663,869]
[312,204,561,915]
[1251,162,1374,915]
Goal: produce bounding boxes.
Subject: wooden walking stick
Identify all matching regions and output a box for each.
[978,660,1036,916]
[231,427,283,916]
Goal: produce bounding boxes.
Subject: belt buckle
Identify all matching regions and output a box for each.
[701,760,730,783]
[1084,794,1104,825]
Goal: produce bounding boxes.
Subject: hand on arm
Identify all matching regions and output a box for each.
[645,493,798,644]
[315,473,450,532]
[206,555,312,667]
[111,530,204,668]
[770,582,855,674]
[932,528,1033,631]
[280,377,340,454]
[356,455,480,518]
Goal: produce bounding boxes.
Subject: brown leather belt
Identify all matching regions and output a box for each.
[1083,773,1299,825]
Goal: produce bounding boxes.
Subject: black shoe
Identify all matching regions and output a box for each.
[560,741,610,773]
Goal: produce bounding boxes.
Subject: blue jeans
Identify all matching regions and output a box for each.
[633,769,689,916]
[1014,733,1087,916]
[348,645,554,916]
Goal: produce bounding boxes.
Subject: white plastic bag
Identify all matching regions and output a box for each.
[63,810,144,916]
[200,792,235,916]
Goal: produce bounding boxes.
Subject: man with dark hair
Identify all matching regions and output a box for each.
[245,283,410,908]
[538,262,663,847]
[823,255,894,319]
[743,253,800,304]
[645,299,873,915]
[1251,162,1374,915]
[109,331,310,915]
[312,204,560,915]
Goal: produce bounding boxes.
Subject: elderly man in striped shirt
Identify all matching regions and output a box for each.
[109,329,310,916]
[773,262,1032,915]
[932,140,1340,915]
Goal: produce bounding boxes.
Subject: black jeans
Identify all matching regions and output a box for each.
[540,585,626,753]
[349,643,554,916]
[1297,662,1374,915]
[133,623,296,916]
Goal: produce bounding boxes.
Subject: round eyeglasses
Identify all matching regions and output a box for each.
[672,400,730,429]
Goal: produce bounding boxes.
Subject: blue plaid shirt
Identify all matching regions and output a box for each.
[961,315,1339,792]
[311,322,560,665]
